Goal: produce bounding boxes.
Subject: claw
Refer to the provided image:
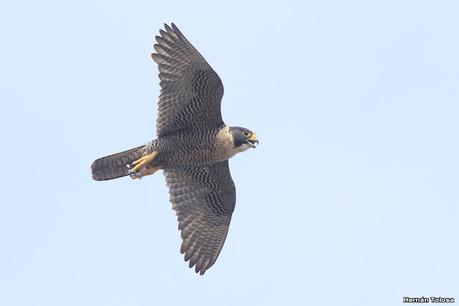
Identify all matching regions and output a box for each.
[126,151,159,179]
[128,168,144,179]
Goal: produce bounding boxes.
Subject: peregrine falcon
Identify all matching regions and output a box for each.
[91,23,258,275]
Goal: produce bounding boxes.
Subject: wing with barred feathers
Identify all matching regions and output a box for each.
[163,160,235,275]
[152,23,225,136]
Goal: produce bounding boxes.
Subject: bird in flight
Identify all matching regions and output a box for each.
[91,23,259,275]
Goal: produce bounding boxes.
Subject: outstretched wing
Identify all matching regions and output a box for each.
[163,161,236,275]
[152,23,225,137]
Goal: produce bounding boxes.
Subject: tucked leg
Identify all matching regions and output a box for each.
[127,151,159,179]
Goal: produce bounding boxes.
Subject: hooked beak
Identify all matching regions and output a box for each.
[247,133,259,148]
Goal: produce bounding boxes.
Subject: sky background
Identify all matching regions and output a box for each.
[1,0,458,305]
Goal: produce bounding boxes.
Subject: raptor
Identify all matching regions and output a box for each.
[91,23,258,275]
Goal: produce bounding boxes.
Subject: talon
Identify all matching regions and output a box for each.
[127,151,159,180]
[129,171,143,180]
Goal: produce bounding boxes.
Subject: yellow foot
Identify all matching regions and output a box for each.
[127,151,159,179]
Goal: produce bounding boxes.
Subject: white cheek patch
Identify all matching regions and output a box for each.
[236,143,251,153]
[216,127,233,147]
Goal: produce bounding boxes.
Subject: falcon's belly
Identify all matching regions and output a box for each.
[150,126,246,168]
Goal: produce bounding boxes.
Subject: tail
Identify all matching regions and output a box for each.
[91,145,146,181]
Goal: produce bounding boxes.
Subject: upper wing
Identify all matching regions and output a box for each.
[152,23,225,137]
[163,161,236,275]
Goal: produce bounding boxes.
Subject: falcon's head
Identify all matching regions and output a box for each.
[229,126,259,150]
[215,126,259,160]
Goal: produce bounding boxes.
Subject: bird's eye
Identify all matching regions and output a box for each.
[242,131,250,137]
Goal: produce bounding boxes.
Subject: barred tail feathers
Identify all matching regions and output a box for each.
[91,145,146,181]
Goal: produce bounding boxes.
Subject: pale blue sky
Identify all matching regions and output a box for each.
[1,1,458,305]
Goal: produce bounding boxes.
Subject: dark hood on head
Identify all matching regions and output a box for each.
[229,126,257,147]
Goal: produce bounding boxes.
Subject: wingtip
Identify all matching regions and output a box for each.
[162,22,181,36]
[164,23,173,33]
[197,266,205,275]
